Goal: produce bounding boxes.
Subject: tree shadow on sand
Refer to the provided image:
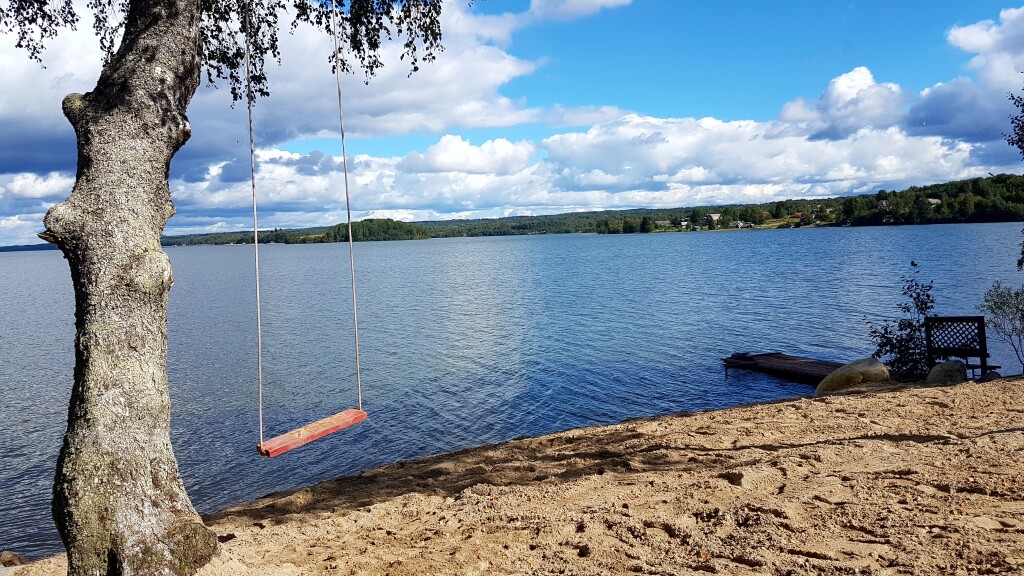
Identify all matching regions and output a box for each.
[205,383,1024,529]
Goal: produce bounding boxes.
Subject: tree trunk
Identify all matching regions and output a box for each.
[41,0,217,573]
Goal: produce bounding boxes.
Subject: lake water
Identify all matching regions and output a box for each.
[2,223,1022,558]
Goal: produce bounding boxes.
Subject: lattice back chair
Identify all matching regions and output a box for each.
[924,315,1000,378]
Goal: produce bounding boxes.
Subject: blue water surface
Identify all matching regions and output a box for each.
[1,223,1021,558]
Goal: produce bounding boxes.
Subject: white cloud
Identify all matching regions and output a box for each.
[0,172,75,244]
[443,0,633,44]
[948,7,1024,65]
[0,8,102,175]
[171,11,542,179]
[542,114,982,197]
[907,6,1024,143]
[546,104,628,127]
[2,3,1023,246]
[0,172,75,200]
[0,0,623,182]
[397,135,535,175]
[778,99,819,124]
[0,13,103,122]
[777,67,904,139]
[528,0,633,21]
[442,6,523,45]
[160,105,998,239]
[0,214,47,245]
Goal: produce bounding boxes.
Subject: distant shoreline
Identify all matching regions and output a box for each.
[3,218,1024,253]
[0,243,59,253]
[6,171,1024,250]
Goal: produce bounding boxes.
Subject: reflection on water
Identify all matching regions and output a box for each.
[2,222,1022,558]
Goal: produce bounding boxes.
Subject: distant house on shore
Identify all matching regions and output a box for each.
[654,220,672,228]
[709,213,722,225]
[927,198,942,207]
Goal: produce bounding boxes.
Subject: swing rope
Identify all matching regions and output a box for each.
[330,0,364,411]
[242,5,266,448]
[245,1,366,456]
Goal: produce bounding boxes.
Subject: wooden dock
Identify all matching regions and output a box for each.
[722,352,845,385]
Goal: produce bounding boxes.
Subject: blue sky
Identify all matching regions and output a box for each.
[2,0,1024,245]
[494,1,982,119]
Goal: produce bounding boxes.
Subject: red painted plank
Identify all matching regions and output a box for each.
[257,408,367,457]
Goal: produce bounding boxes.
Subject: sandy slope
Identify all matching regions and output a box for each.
[18,378,1024,575]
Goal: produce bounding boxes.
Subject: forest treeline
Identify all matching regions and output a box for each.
[160,173,1024,245]
[162,218,430,246]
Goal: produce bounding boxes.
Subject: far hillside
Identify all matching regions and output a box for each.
[156,173,1024,246]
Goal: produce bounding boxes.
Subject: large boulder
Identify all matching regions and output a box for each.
[925,360,967,385]
[815,357,890,396]
[978,370,1002,383]
[0,551,25,567]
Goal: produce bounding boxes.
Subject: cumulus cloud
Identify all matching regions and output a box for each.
[0,172,75,199]
[947,6,1024,80]
[163,7,543,182]
[0,214,48,245]
[777,67,904,140]
[397,136,535,175]
[907,6,1024,143]
[443,6,523,45]
[0,0,619,183]
[906,78,1000,141]
[0,10,102,175]
[2,2,1024,247]
[543,114,982,200]
[0,172,75,239]
[152,105,994,242]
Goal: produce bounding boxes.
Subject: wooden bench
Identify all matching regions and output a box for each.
[924,315,1000,377]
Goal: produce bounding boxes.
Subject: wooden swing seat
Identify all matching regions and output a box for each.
[246,19,367,459]
[257,408,367,457]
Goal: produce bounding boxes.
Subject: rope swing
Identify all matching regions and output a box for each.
[244,2,367,458]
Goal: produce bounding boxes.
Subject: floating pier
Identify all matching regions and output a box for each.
[722,352,845,385]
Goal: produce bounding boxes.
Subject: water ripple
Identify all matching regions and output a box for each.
[2,223,1023,558]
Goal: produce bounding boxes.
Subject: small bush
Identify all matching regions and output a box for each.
[980,281,1024,373]
[869,264,935,381]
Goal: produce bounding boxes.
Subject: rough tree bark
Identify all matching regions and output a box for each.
[39,0,217,573]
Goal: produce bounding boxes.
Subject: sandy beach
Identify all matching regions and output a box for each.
[14,377,1024,575]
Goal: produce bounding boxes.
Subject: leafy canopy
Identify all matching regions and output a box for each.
[1,0,443,100]
[1006,78,1024,162]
